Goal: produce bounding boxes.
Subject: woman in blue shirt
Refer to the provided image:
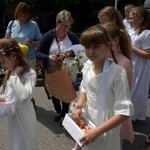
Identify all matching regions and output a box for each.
[5,2,42,107]
[5,2,42,71]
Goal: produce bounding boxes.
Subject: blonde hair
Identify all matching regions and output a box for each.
[0,38,30,92]
[56,10,73,23]
[130,7,150,34]
[103,23,131,60]
[98,6,125,30]
[80,24,117,64]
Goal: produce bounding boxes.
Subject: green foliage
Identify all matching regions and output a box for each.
[0,64,6,76]
[17,0,80,12]
[0,0,80,14]
[52,0,80,12]
[2,0,14,4]
[0,0,146,33]
[68,49,84,76]
[55,0,80,5]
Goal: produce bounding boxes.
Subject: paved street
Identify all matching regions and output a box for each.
[0,82,150,150]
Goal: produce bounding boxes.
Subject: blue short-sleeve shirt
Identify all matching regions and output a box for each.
[6,20,42,59]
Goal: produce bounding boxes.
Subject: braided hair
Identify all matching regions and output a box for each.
[0,38,30,92]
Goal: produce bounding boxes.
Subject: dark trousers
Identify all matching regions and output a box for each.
[42,67,70,117]
[52,96,69,118]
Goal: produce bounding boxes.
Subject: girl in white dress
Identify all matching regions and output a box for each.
[0,39,37,150]
[103,22,134,144]
[123,4,134,33]
[129,7,150,121]
[72,25,134,150]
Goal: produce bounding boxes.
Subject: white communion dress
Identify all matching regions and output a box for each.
[81,61,134,150]
[0,68,37,150]
[130,29,150,121]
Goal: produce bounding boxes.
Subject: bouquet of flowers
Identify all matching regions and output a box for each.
[65,44,87,90]
[0,65,6,76]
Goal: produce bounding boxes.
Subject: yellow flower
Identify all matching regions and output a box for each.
[18,43,28,56]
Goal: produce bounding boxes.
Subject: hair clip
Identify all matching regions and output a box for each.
[0,49,6,55]
[15,45,20,49]
[0,48,4,52]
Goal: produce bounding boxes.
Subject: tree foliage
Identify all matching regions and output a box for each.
[1,0,146,13]
[0,0,146,33]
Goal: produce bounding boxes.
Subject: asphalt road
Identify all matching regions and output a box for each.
[0,82,150,150]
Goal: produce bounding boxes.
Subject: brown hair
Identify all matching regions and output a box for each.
[14,2,31,21]
[80,24,117,64]
[98,6,125,30]
[125,4,134,9]
[130,7,150,34]
[103,23,131,60]
[0,38,30,92]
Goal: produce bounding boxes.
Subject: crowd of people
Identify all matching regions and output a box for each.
[0,1,149,150]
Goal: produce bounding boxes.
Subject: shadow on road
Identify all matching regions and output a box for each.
[35,106,73,139]
[123,116,150,150]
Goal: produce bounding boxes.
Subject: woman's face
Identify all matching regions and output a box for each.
[17,12,28,24]
[0,55,17,71]
[56,21,72,34]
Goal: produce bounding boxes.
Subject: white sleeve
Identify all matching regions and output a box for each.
[113,68,134,116]
[0,82,16,118]
[0,81,15,102]
[9,69,36,102]
[141,30,150,50]
[0,99,16,118]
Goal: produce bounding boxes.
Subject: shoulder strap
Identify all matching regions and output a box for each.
[54,29,61,56]
[10,20,14,35]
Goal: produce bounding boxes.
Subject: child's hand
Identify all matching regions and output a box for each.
[80,128,99,147]
[14,66,24,76]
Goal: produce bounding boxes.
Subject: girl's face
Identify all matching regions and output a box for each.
[98,14,112,25]
[84,44,108,63]
[18,12,28,24]
[124,6,132,19]
[129,12,143,30]
[0,55,17,71]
